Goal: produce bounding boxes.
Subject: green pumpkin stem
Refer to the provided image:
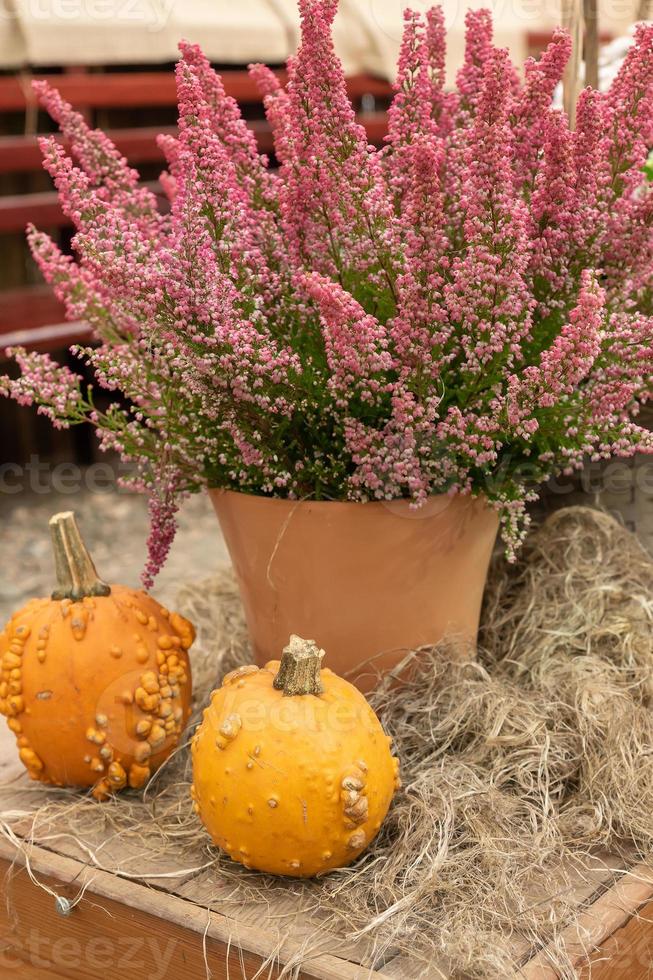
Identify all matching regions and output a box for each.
[49,511,111,601]
[273,635,325,696]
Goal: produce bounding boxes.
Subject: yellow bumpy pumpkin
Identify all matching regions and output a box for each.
[191,635,400,877]
[0,511,194,799]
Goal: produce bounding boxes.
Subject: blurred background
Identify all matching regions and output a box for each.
[0,0,651,615]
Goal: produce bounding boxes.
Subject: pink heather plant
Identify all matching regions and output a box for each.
[2,3,653,585]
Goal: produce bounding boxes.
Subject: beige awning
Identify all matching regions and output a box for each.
[4,0,639,78]
[0,7,27,67]
[10,0,177,65]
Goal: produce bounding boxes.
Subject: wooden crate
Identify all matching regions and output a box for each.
[1,722,652,980]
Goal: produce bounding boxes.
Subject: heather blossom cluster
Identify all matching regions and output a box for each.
[3,1,653,584]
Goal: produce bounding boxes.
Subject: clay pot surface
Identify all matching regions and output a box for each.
[209,491,499,690]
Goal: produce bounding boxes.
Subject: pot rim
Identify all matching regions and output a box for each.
[207,486,494,513]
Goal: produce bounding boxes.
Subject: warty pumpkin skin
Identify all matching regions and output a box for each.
[0,512,194,799]
[191,636,400,877]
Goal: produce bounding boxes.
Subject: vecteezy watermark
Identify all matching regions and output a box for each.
[0,932,176,977]
[0,0,178,32]
[0,457,127,496]
[380,455,653,520]
[2,453,652,504]
[549,457,653,497]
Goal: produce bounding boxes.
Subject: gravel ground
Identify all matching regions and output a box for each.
[0,485,228,626]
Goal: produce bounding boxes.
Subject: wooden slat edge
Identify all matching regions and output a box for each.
[517,861,653,979]
[0,321,89,351]
[0,837,379,980]
[0,113,388,175]
[579,896,653,977]
[0,71,391,112]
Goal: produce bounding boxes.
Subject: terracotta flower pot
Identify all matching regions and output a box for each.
[209,490,499,691]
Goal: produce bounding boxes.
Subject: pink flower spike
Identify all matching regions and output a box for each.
[455,8,495,112]
[299,272,393,402]
[2,9,651,576]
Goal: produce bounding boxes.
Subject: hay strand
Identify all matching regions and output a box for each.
[1,507,653,978]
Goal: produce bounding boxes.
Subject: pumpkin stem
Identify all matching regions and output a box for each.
[49,511,111,601]
[273,635,325,696]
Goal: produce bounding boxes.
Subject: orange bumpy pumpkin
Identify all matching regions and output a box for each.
[0,511,194,799]
[191,635,400,877]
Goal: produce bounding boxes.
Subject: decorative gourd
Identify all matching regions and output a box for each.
[191,635,400,877]
[0,511,194,799]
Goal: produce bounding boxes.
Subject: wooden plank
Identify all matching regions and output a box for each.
[1,842,650,980]
[0,955,64,980]
[0,840,378,980]
[583,0,599,90]
[0,853,288,979]
[0,180,167,232]
[0,71,260,111]
[561,0,584,130]
[0,127,178,175]
[580,898,653,978]
[0,741,380,972]
[378,954,449,977]
[0,321,90,355]
[0,729,209,893]
[0,191,64,232]
[0,113,388,176]
[0,766,651,980]
[0,758,380,969]
[1,736,652,980]
[175,867,387,969]
[384,878,653,979]
[379,853,633,979]
[0,286,67,336]
[0,283,90,354]
[4,809,210,893]
[519,862,653,978]
[0,71,391,113]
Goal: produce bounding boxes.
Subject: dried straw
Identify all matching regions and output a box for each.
[1,507,652,979]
